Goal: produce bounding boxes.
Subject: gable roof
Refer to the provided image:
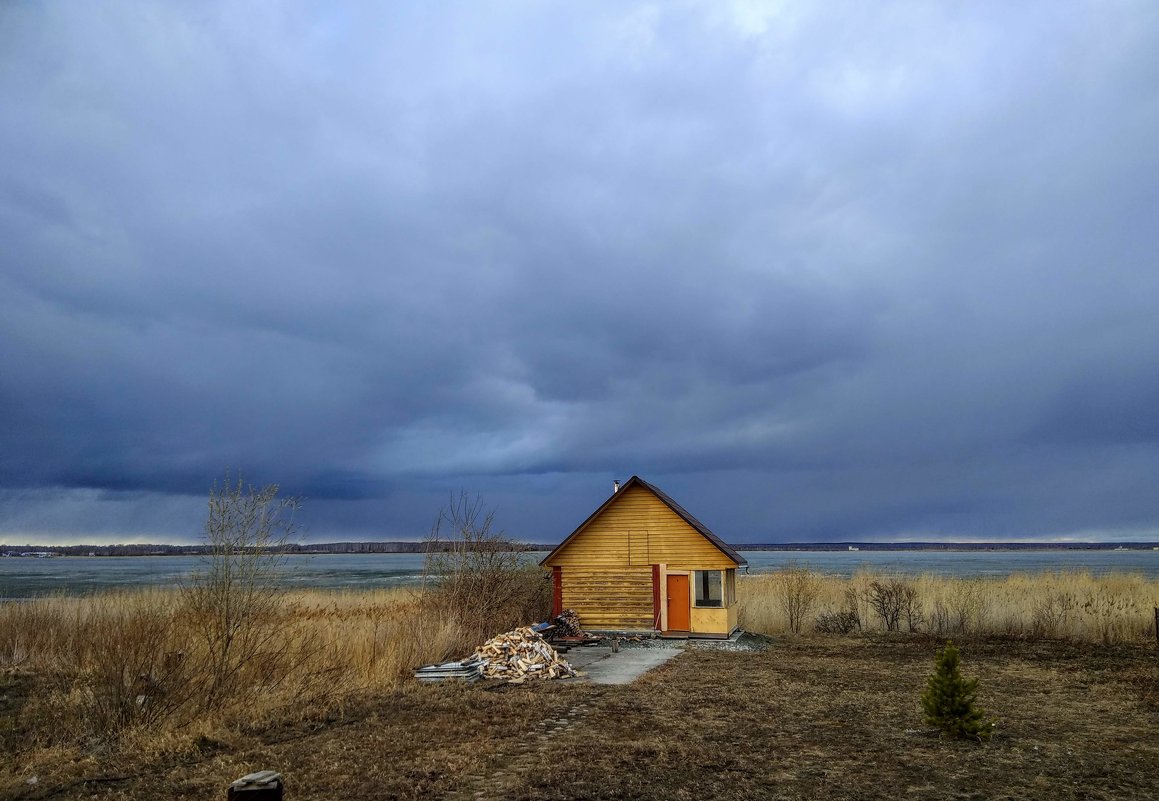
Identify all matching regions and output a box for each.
[540,475,747,566]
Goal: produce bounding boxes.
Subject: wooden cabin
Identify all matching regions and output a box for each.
[541,476,747,637]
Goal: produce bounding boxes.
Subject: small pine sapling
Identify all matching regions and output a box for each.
[921,640,994,741]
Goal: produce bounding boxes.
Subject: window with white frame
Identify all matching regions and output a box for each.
[694,570,723,607]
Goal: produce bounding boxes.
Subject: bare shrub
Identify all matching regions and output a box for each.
[865,579,921,632]
[21,475,322,744]
[1030,592,1078,639]
[843,586,863,631]
[815,586,862,634]
[901,584,924,632]
[814,609,859,634]
[848,572,875,629]
[930,579,992,635]
[26,592,188,740]
[422,491,550,646]
[931,599,952,635]
[77,597,180,732]
[947,579,992,634]
[182,473,303,711]
[772,566,822,635]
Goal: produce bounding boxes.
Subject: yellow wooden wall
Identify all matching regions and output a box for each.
[688,602,738,635]
[560,565,653,630]
[546,484,738,631]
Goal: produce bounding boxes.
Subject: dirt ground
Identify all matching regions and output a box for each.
[3,637,1158,801]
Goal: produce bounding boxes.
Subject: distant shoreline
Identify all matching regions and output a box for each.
[2,540,1157,557]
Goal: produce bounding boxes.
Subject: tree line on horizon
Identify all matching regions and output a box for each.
[0,540,550,557]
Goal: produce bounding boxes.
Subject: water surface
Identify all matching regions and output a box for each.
[2,549,1157,598]
[737,549,1159,578]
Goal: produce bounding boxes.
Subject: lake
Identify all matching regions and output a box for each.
[2,549,1158,598]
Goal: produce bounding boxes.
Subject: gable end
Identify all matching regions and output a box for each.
[541,476,747,566]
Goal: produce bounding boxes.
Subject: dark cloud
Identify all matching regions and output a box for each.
[2,1,1158,544]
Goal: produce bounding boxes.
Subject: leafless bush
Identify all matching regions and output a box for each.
[900,583,924,632]
[950,579,992,634]
[928,579,993,635]
[182,473,303,711]
[1030,592,1078,639]
[27,593,183,739]
[865,579,922,632]
[843,586,863,630]
[814,609,860,634]
[815,586,862,634]
[931,600,952,635]
[9,475,312,745]
[772,566,822,635]
[422,491,550,646]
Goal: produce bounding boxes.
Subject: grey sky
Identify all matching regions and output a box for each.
[2,1,1158,544]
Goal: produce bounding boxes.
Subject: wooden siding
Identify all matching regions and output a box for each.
[545,484,738,570]
[686,605,739,636]
[559,565,654,630]
[690,606,727,635]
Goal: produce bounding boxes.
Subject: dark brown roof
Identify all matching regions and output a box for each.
[540,475,747,566]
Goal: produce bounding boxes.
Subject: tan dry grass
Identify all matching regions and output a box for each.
[0,586,476,754]
[1,568,1155,773]
[738,569,1159,642]
[0,548,548,743]
[0,587,468,684]
[4,638,1157,801]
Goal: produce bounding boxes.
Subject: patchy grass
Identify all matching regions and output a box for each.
[529,638,1159,801]
[3,637,1156,800]
[0,669,36,755]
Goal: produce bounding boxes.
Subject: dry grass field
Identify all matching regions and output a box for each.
[2,570,1158,800]
[740,570,1159,642]
[2,636,1157,800]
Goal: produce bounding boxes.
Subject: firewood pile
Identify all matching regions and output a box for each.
[553,608,584,637]
[473,626,577,682]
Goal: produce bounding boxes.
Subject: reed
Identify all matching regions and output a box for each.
[738,569,1159,642]
[0,585,480,748]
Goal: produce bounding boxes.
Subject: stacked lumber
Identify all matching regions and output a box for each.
[474,626,577,682]
[414,658,484,683]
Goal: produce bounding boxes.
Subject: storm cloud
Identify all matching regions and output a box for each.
[2,1,1158,544]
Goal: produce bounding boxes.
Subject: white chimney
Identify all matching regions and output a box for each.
[613,480,620,494]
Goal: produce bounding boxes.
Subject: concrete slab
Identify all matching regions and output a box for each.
[562,645,683,685]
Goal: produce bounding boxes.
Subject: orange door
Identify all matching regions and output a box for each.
[666,574,690,631]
